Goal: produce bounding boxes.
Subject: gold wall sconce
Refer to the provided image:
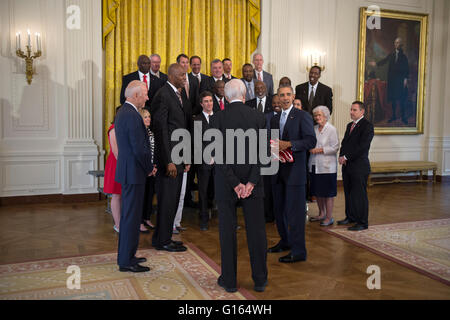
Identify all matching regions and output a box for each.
[15,30,42,85]
[305,50,326,72]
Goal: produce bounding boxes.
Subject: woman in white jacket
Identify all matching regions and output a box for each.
[308,106,339,226]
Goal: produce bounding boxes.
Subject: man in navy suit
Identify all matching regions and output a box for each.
[115,80,155,273]
[120,55,163,110]
[269,86,316,263]
[338,101,374,231]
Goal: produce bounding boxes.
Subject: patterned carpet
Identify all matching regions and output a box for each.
[324,218,450,285]
[0,243,254,300]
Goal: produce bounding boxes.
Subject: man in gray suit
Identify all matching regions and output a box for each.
[253,53,274,96]
[241,63,257,102]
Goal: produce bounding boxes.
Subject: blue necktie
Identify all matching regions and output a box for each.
[280,111,287,137]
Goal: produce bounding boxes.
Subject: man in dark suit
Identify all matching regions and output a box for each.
[115,81,155,273]
[246,81,273,113]
[177,53,200,115]
[262,94,281,223]
[370,37,409,124]
[190,55,209,85]
[212,80,228,113]
[269,86,316,263]
[295,66,333,115]
[241,63,257,102]
[193,91,215,231]
[338,101,374,231]
[150,53,168,83]
[210,79,268,293]
[151,63,192,252]
[222,58,236,80]
[253,53,274,96]
[120,55,163,110]
[199,59,230,93]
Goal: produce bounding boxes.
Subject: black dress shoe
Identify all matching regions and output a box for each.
[217,276,237,293]
[267,242,290,253]
[337,218,354,225]
[134,257,147,263]
[155,243,187,252]
[279,254,306,263]
[348,224,368,231]
[254,280,268,292]
[119,264,150,273]
[171,240,183,246]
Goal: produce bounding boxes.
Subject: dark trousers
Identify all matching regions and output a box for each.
[272,183,307,258]
[142,176,156,221]
[342,167,369,227]
[197,165,214,224]
[117,183,145,267]
[216,197,267,288]
[152,172,183,247]
[263,176,274,221]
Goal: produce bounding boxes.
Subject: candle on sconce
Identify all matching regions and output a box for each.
[35,33,41,51]
[27,29,31,47]
[18,31,21,50]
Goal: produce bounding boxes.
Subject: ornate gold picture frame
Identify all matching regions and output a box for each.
[357,7,428,134]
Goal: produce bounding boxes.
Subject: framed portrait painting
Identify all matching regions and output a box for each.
[357,8,428,134]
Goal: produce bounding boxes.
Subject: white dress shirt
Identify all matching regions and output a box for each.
[138,71,150,90]
[309,122,339,174]
[256,96,266,112]
[150,69,160,78]
[202,111,213,124]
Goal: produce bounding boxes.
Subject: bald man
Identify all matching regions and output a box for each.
[120,55,163,109]
[115,80,155,272]
[151,63,192,253]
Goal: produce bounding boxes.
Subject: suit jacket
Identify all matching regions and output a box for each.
[339,117,374,174]
[254,70,274,96]
[199,75,230,94]
[246,95,273,113]
[192,112,214,168]
[183,73,200,115]
[210,101,266,200]
[295,82,333,115]
[241,78,257,102]
[114,102,153,185]
[151,82,192,174]
[191,72,209,86]
[270,108,316,185]
[120,71,163,108]
[159,71,168,83]
[212,95,229,113]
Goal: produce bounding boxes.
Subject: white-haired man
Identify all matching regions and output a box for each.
[252,53,274,96]
[209,79,268,293]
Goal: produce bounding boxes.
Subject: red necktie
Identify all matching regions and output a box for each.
[257,72,262,81]
[350,122,356,133]
[219,99,224,110]
[143,74,148,89]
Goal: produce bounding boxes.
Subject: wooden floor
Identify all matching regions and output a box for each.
[1,182,449,300]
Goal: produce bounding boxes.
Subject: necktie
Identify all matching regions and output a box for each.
[309,86,315,106]
[280,111,287,137]
[350,122,356,134]
[247,82,253,98]
[143,74,148,89]
[257,72,262,81]
[197,74,201,83]
[257,99,263,112]
[219,99,224,110]
[185,79,190,99]
[176,90,183,105]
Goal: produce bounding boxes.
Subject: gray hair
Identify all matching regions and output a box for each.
[224,79,246,102]
[150,53,161,61]
[210,59,223,67]
[312,105,330,121]
[125,80,146,98]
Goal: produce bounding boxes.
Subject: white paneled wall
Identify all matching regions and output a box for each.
[0,0,103,197]
[259,0,450,176]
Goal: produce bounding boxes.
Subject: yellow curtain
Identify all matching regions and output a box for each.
[102,0,261,154]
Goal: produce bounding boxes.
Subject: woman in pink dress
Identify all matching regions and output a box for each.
[104,116,121,232]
